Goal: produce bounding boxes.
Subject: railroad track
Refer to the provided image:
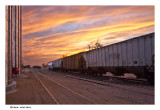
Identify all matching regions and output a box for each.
[39,70,153,95]
[65,75,153,95]
[31,69,154,104]
[32,71,95,104]
[102,75,149,84]
[69,72,149,85]
[39,69,153,90]
[33,72,59,104]
[42,69,149,85]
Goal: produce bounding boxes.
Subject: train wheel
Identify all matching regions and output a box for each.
[86,69,92,75]
[147,72,154,85]
[115,68,126,76]
[99,73,102,76]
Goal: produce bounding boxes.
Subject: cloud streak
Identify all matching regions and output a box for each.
[22,6,154,66]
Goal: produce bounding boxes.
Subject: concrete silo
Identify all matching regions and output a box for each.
[6,6,22,91]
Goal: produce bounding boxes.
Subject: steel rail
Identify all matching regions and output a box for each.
[33,72,59,104]
[38,72,95,104]
[65,75,154,96]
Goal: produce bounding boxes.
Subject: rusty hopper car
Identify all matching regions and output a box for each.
[62,52,86,72]
[83,32,154,84]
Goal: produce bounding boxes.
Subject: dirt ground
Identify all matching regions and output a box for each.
[40,70,154,104]
[6,68,154,104]
[6,69,56,104]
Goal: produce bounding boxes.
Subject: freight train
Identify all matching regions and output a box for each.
[48,32,154,84]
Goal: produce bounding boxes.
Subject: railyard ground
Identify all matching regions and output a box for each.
[6,68,154,104]
[6,69,54,104]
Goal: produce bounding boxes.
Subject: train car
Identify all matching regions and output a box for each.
[48,32,154,84]
[83,32,154,84]
[48,61,53,70]
[52,59,62,70]
[62,52,86,72]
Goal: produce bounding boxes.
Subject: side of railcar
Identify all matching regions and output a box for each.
[83,48,106,75]
[83,32,154,84]
[62,52,86,72]
[113,32,154,84]
[48,61,53,70]
[52,59,62,71]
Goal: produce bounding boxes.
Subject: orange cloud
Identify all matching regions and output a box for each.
[22,6,154,66]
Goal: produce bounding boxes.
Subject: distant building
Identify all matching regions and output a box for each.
[6,6,22,86]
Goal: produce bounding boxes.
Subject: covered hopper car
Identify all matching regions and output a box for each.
[48,32,154,84]
[47,59,62,70]
[48,61,53,70]
[83,32,154,84]
[62,52,86,72]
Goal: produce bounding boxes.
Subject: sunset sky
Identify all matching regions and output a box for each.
[22,6,154,66]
